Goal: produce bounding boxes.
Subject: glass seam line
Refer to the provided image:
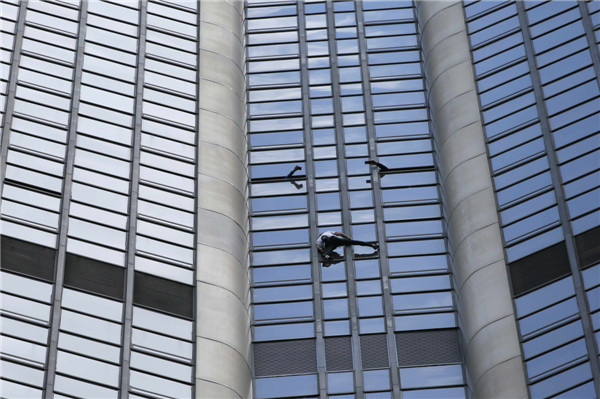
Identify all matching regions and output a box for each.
[296,2,328,398]
[324,1,365,396]
[119,0,148,397]
[355,0,402,396]
[45,0,89,394]
[0,0,27,190]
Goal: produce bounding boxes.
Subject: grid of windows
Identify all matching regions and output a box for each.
[465,0,600,395]
[248,1,464,398]
[0,0,197,397]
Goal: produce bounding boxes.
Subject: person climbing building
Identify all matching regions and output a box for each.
[316,230,378,261]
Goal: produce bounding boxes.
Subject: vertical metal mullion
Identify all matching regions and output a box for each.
[0,0,27,187]
[324,2,364,397]
[191,0,201,391]
[354,1,402,397]
[516,2,600,392]
[297,3,327,398]
[44,0,88,395]
[119,1,147,397]
[579,2,600,84]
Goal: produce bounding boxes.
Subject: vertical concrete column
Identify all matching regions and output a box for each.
[196,1,251,398]
[416,2,528,398]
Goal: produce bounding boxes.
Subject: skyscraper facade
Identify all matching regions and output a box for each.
[0,1,598,399]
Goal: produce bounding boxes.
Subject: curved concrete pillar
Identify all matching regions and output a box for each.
[416,2,528,398]
[196,1,251,398]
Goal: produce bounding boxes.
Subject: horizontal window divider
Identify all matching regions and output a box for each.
[501,203,558,227]
[134,250,193,269]
[0,309,50,326]
[547,94,600,119]
[533,32,587,57]
[136,215,194,234]
[492,152,547,175]
[524,335,586,363]
[83,40,137,56]
[393,306,455,315]
[139,147,195,164]
[55,347,121,367]
[17,76,73,98]
[53,371,119,391]
[23,21,78,40]
[8,143,65,163]
[528,357,590,385]
[1,333,49,353]
[505,222,562,246]
[481,88,534,111]
[389,270,451,278]
[0,312,49,329]
[475,56,528,80]
[252,279,313,288]
[253,316,315,324]
[137,180,194,198]
[142,85,196,103]
[1,214,58,233]
[0,290,53,309]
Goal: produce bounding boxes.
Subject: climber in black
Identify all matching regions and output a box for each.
[317,231,378,264]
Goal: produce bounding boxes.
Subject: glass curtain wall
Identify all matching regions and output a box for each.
[248,1,465,398]
[0,0,198,397]
[464,0,600,397]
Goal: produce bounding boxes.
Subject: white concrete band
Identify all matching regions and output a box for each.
[196,1,252,398]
